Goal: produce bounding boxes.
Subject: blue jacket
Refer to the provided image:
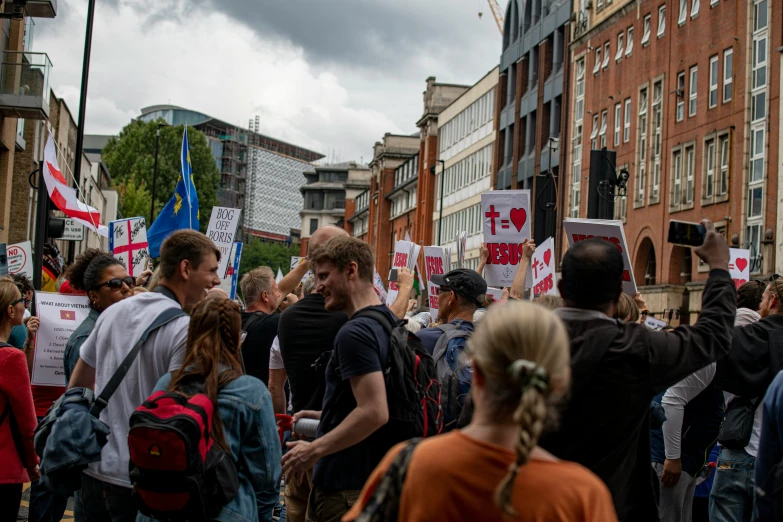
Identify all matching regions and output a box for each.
[63,308,100,385]
[138,373,282,522]
[755,369,783,521]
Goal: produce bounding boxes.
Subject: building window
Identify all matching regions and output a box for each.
[599,110,608,148]
[748,186,763,218]
[676,72,685,121]
[688,66,698,117]
[593,47,601,74]
[571,57,585,219]
[711,0,718,5]
[750,127,764,183]
[602,42,610,68]
[642,15,651,45]
[704,138,715,198]
[616,32,625,61]
[679,0,687,24]
[709,56,718,108]
[623,98,631,142]
[691,0,699,17]
[651,80,663,200]
[723,48,733,102]
[575,59,585,118]
[591,114,599,149]
[751,36,767,122]
[747,224,762,272]
[719,134,729,195]
[309,218,318,235]
[614,103,622,146]
[636,87,648,204]
[754,0,768,31]
[685,144,695,203]
[626,27,634,56]
[672,149,682,206]
[597,0,604,10]
[658,5,666,36]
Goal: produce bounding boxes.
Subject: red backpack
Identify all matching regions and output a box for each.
[128,391,239,521]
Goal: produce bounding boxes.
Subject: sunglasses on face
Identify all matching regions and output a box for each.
[10,297,25,307]
[97,276,135,292]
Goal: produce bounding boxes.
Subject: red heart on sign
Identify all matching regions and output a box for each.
[543,249,552,266]
[736,258,748,272]
[510,208,527,232]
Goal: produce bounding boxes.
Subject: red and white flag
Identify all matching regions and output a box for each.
[43,133,108,237]
[60,309,76,321]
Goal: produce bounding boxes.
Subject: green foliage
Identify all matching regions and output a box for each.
[239,239,300,278]
[102,119,220,233]
[112,177,152,223]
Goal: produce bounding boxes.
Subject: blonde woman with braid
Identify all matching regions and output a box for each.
[345,301,616,522]
[138,295,282,522]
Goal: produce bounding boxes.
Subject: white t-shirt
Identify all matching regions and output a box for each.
[269,336,284,370]
[80,292,190,487]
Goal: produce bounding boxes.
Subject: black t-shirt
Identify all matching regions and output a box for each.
[240,311,280,386]
[312,304,395,491]
[277,293,348,413]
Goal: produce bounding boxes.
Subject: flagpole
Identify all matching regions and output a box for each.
[32,165,48,293]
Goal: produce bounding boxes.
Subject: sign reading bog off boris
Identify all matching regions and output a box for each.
[563,218,638,295]
[481,190,532,288]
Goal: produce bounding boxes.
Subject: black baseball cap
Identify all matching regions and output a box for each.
[431,269,488,306]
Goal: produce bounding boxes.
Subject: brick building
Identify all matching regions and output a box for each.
[565,0,781,322]
[492,0,572,248]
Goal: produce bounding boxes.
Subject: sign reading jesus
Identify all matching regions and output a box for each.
[481,190,532,288]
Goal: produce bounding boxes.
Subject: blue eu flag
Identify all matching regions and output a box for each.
[148,127,200,258]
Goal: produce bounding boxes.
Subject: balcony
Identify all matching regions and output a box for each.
[0,52,51,120]
[3,0,57,18]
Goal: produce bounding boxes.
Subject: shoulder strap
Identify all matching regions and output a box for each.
[89,307,187,417]
[354,309,395,336]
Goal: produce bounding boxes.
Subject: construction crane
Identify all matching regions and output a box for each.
[478,0,504,35]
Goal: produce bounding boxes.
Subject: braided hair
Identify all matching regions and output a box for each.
[168,295,244,451]
[467,301,570,517]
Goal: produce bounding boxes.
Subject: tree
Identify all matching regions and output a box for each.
[239,239,300,278]
[102,119,220,233]
[113,177,152,222]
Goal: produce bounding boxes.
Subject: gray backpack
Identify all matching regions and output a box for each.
[431,323,472,430]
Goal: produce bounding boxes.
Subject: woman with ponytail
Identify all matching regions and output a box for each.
[141,294,281,522]
[345,301,617,522]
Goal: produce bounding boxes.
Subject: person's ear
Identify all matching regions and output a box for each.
[345,261,359,280]
[179,259,191,280]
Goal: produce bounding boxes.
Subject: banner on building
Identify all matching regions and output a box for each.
[8,241,33,279]
[109,217,149,278]
[424,246,449,321]
[481,190,532,288]
[206,207,242,277]
[530,237,557,297]
[218,242,243,300]
[32,291,90,386]
[728,248,751,289]
[385,240,421,306]
[563,218,637,295]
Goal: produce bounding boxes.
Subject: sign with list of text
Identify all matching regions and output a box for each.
[32,291,90,386]
[481,190,532,288]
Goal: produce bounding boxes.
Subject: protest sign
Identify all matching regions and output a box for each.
[481,190,532,287]
[424,246,449,321]
[109,217,149,278]
[373,268,388,303]
[218,243,243,299]
[530,237,557,297]
[7,241,32,279]
[386,240,421,306]
[728,248,751,289]
[563,218,637,295]
[290,256,313,282]
[486,287,504,304]
[206,207,241,277]
[644,316,668,331]
[32,292,90,386]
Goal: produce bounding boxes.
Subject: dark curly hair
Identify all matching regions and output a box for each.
[737,280,765,312]
[83,255,125,295]
[66,248,109,292]
[11,273,33,296]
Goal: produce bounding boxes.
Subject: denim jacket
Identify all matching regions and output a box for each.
[137,372,282,522]
[63,308,100,385]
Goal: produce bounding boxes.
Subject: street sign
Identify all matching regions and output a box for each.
[59,219,84,241]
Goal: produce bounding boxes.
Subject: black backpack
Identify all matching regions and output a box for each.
[354,310,442,440]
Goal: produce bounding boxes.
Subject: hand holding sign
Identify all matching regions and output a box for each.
[482,191,533,288]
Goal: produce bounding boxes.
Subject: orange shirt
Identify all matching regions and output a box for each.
[344,431,618,522]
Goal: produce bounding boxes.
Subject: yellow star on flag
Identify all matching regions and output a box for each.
[174,192,182,215]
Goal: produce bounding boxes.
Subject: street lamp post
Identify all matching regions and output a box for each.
[436,159,445,246]
[150,123,163,223]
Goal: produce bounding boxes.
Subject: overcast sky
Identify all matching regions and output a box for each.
[35,0,504,162]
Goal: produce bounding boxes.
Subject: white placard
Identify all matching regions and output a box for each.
[481,190,533,288]
[206,207,242,278]
[8,241,33,279]
[644,316,668,331]
[59,219,84,241]
[729,248,751,289]
[424,246,449,321]
[563,218,638,295]
[373,268,388,303]
[385,240,421,306]
[109,217,149,278]
[32,292,90,386]
[485,287,504,304]
[290,256,313,282]
[530,237,557,297]
[218,243,243,299]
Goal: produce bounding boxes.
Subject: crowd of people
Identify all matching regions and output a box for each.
[3,219,783,522]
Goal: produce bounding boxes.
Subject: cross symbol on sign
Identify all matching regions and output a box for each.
[485,205,500,235]
[113,220,148,277]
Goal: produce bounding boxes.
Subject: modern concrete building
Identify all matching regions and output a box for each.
[139,105,324,243]
[564,0,781,323]
[434,67,499,271]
